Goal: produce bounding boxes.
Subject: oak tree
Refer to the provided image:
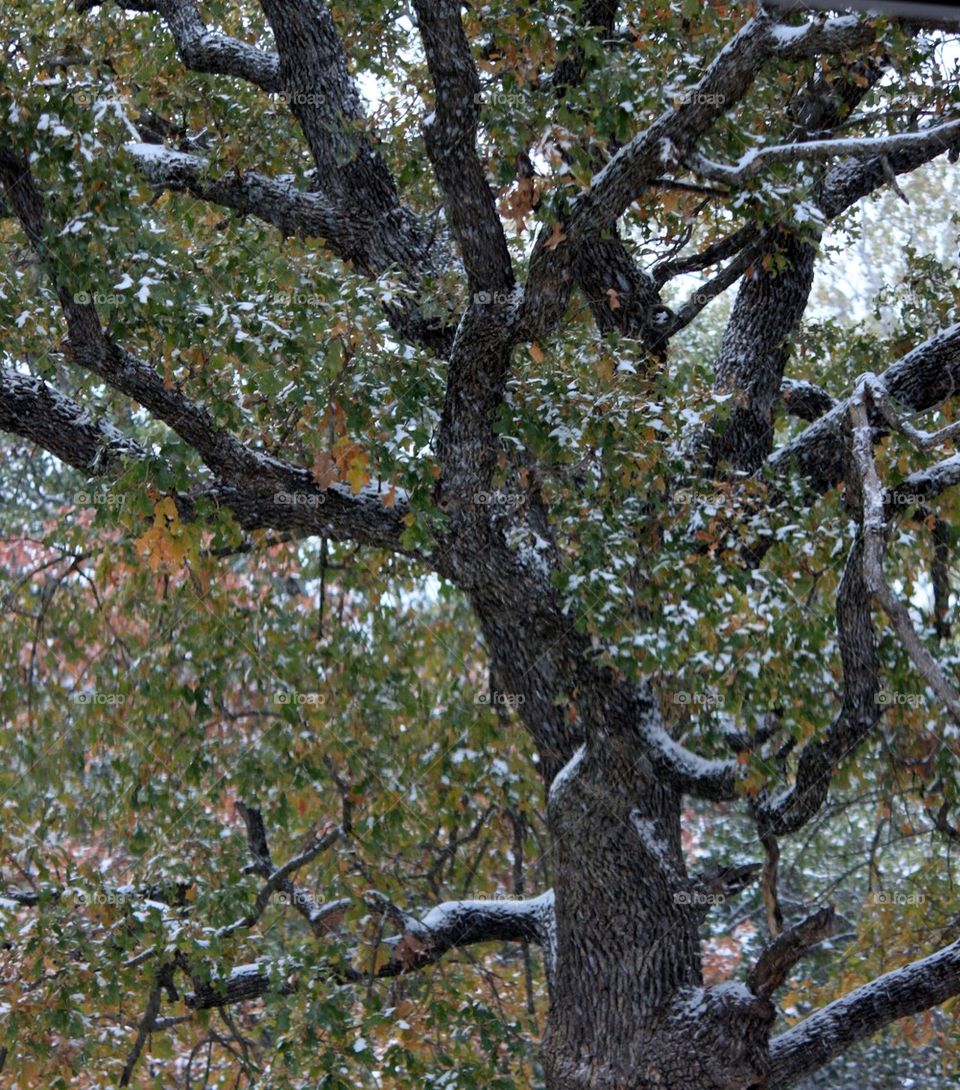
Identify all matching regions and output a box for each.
[2,1,960,1088]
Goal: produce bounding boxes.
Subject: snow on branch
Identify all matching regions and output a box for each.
[77,0,283,92]
[779,378,836,422]
[768,323,960,495]
[0,364,144,475]
[521,11,873,340]
[0,148,412,554]
[769,939,960,1088]
[412,0,514,294]
[686,118,960,186]
[848,377,960,721]
[363,888,554,977]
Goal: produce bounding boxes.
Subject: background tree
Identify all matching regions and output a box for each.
[2,1,960,1088]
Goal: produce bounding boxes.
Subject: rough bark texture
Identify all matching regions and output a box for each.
[5,2,960,1087]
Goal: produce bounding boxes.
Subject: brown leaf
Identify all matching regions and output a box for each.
[545,221,567,251]
[312,451,338,489]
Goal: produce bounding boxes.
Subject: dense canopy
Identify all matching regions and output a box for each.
[2,1,960,1088]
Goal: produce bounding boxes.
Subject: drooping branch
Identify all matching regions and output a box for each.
[848,377,960,720]
[769,938,960,1088]
[752,534,880,837]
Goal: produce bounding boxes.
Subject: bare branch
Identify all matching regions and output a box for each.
[119,980,164,1087]
[231,805,347,939]
[652,223,760,286]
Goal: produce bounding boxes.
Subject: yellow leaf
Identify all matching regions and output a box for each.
[529,343,545,363]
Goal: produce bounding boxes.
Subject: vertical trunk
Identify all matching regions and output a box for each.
[542,708,775,1090]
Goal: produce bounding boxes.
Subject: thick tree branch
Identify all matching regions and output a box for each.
[752,535,880,837]
[769,939,960,1088]
[363,888,553,977]
[0,148,410,554]
[520,11,874,340]
[687,118,960,186]
[77,0,281,89]
[0,364,144,475]
[125,143,451,353]
[769,323,960,495]
[412,0,513,294]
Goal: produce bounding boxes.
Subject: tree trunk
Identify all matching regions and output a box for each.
[542,711,775,1090]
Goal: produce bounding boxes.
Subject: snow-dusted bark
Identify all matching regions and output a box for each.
[6,3,960,1087]
[769,940,960,1088]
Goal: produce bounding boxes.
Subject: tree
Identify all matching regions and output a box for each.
[2,1,960,1087]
